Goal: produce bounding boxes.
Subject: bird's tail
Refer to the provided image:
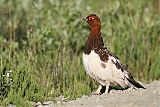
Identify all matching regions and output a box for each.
[126,74,145,89]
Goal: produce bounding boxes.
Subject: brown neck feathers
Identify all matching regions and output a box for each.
[84,26,104,54]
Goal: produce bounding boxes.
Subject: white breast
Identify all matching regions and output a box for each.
[82,50,127,87]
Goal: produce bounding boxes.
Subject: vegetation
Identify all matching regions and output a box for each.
[0,0,160,106]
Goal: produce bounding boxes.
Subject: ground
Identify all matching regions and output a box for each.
[55,81,160,107]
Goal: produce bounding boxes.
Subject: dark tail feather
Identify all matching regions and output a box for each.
[127,77,145,89]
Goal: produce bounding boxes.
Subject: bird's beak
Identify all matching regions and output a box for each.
[83,17,87,22]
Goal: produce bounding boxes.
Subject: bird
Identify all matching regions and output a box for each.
[82,14,145,95]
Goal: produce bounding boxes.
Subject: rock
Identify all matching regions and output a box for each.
[76,98,80,100]
[7,104,16,107]
[37,105,43,107]
[34,102,42,107]
[43,101,54,107]
[43,101,53,105]
[81,95,88,99]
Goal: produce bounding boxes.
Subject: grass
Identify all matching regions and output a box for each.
[0,0,160,106]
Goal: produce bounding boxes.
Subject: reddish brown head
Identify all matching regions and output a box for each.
[84,14,101,30]
[83,14,104,54]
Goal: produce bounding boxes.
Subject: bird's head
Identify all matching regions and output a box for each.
[84,14,101,29]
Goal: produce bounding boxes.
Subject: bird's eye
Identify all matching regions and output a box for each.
[88,17,95,21]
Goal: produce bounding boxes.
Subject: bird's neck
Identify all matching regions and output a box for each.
[90,26,101,35]
[84,26,104,54]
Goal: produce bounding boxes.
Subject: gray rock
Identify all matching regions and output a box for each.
[37,105,43,107]
[7,104,16,107]
[81,95,88,99]
[34,102,42,107]
[43,101,53,105]
[43,101,54,107]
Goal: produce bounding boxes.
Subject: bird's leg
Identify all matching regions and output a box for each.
[93,85,102,95]
[104,81,110,94]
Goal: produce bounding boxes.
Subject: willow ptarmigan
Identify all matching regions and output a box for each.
[82,14,145,95]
